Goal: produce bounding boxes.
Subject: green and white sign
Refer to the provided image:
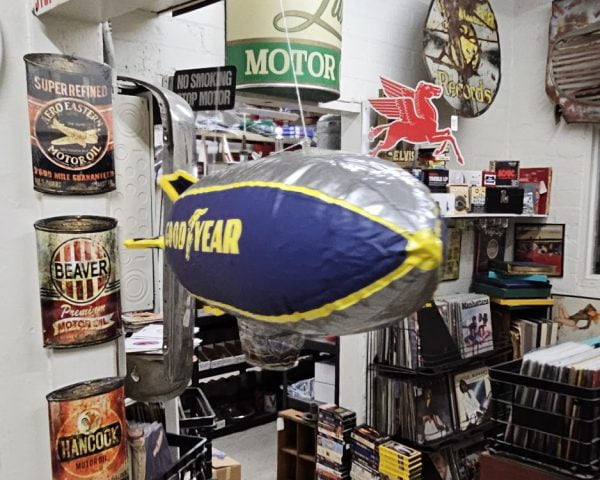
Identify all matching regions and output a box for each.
[226,0,342,101]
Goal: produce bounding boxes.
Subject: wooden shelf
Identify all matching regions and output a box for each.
[491,298,555,307]
[298,453,316,463]
[281,447,297,456]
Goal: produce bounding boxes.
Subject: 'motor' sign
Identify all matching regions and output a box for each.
[226,0,342,102]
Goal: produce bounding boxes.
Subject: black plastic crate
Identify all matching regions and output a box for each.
[179,387,217,479]
[158,433,208,480]
[490,359,600,479]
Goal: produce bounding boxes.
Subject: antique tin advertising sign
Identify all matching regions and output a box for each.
[173,66,237,111]
[423,0,501,117]
[24,54,115,194]
[226,0,342,101]
[47,378,128,480]
[35,216,121,348]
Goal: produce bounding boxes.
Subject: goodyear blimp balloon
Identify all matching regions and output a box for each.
[126,150,442,369]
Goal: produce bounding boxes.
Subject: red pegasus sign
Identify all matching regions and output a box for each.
[369,77,464,165]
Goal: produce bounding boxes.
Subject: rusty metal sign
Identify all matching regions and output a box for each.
[24,54,115,194]
[546,0,600,123]
[34,216,121,348]
[423,0,501,117]
[47,378,128,480]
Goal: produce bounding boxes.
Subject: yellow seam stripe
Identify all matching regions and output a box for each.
[191,238,438,324]
[182,181,421,240]
[180,181,442,324]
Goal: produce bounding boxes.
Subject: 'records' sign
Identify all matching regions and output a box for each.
[35,217,121,348]
[173,66,237,111]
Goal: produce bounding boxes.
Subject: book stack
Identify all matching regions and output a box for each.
[378,440,422,479]
[472,260,553,300]
[316,404,357,479]
[349,425,389,480]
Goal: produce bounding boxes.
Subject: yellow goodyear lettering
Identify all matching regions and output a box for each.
[165,222,173,248]
[223,219,242,254]
[169,208,242,259]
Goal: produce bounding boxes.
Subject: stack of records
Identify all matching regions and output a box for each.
[378,441,422,480]
[317,404,357,480]
[350,425,389,480]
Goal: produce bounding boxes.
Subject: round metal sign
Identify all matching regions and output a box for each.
[423,0,501,117]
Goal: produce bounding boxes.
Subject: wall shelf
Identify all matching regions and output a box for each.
[32,0,217,22]
[237,93,362,116]
[197,129,300,145]
[444,213,548,219]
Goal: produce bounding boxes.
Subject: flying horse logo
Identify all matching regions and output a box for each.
[368,77,464,165]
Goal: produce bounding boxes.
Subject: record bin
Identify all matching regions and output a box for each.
[489,359,600,479]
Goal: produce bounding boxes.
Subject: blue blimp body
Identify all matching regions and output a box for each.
[128,150,442,338]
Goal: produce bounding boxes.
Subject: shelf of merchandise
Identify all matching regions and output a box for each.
[196,361,258,381]
[196,129,301,145]
[236,92,362,116]
[212,411,278,439]
[444,213,548,219]
[32,0,216,22]
[369,339,513,379]
[491,298,555,308]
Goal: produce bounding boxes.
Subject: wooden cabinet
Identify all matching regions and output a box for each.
[277,409,317,480]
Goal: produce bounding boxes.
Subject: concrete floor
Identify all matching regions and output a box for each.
[213,422,278,480]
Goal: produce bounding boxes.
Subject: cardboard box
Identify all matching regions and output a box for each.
[212,455,241,480]
[485,187,524,214]
[448,170,482,186]
[490,160,520,187]
[431,193,455,217]
[314,381,336,403]
[470,186,486,213]
[483,171,496,186]
[315,360,336,385]
[423,169,449,193]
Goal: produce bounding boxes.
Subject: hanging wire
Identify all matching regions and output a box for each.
[278,0,309,147]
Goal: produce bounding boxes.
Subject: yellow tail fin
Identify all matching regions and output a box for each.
[159,170,198,202]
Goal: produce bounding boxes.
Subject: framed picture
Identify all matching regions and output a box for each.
[514,223,565,277]
[441,227,462,281]
[552,294,600,343]
[474,229,506,274]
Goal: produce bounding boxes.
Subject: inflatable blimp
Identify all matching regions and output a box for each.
[126,150,442,368]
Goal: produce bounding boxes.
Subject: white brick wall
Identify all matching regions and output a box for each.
[509,0,599,297]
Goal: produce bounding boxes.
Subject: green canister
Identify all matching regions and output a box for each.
[226,0,342,102]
